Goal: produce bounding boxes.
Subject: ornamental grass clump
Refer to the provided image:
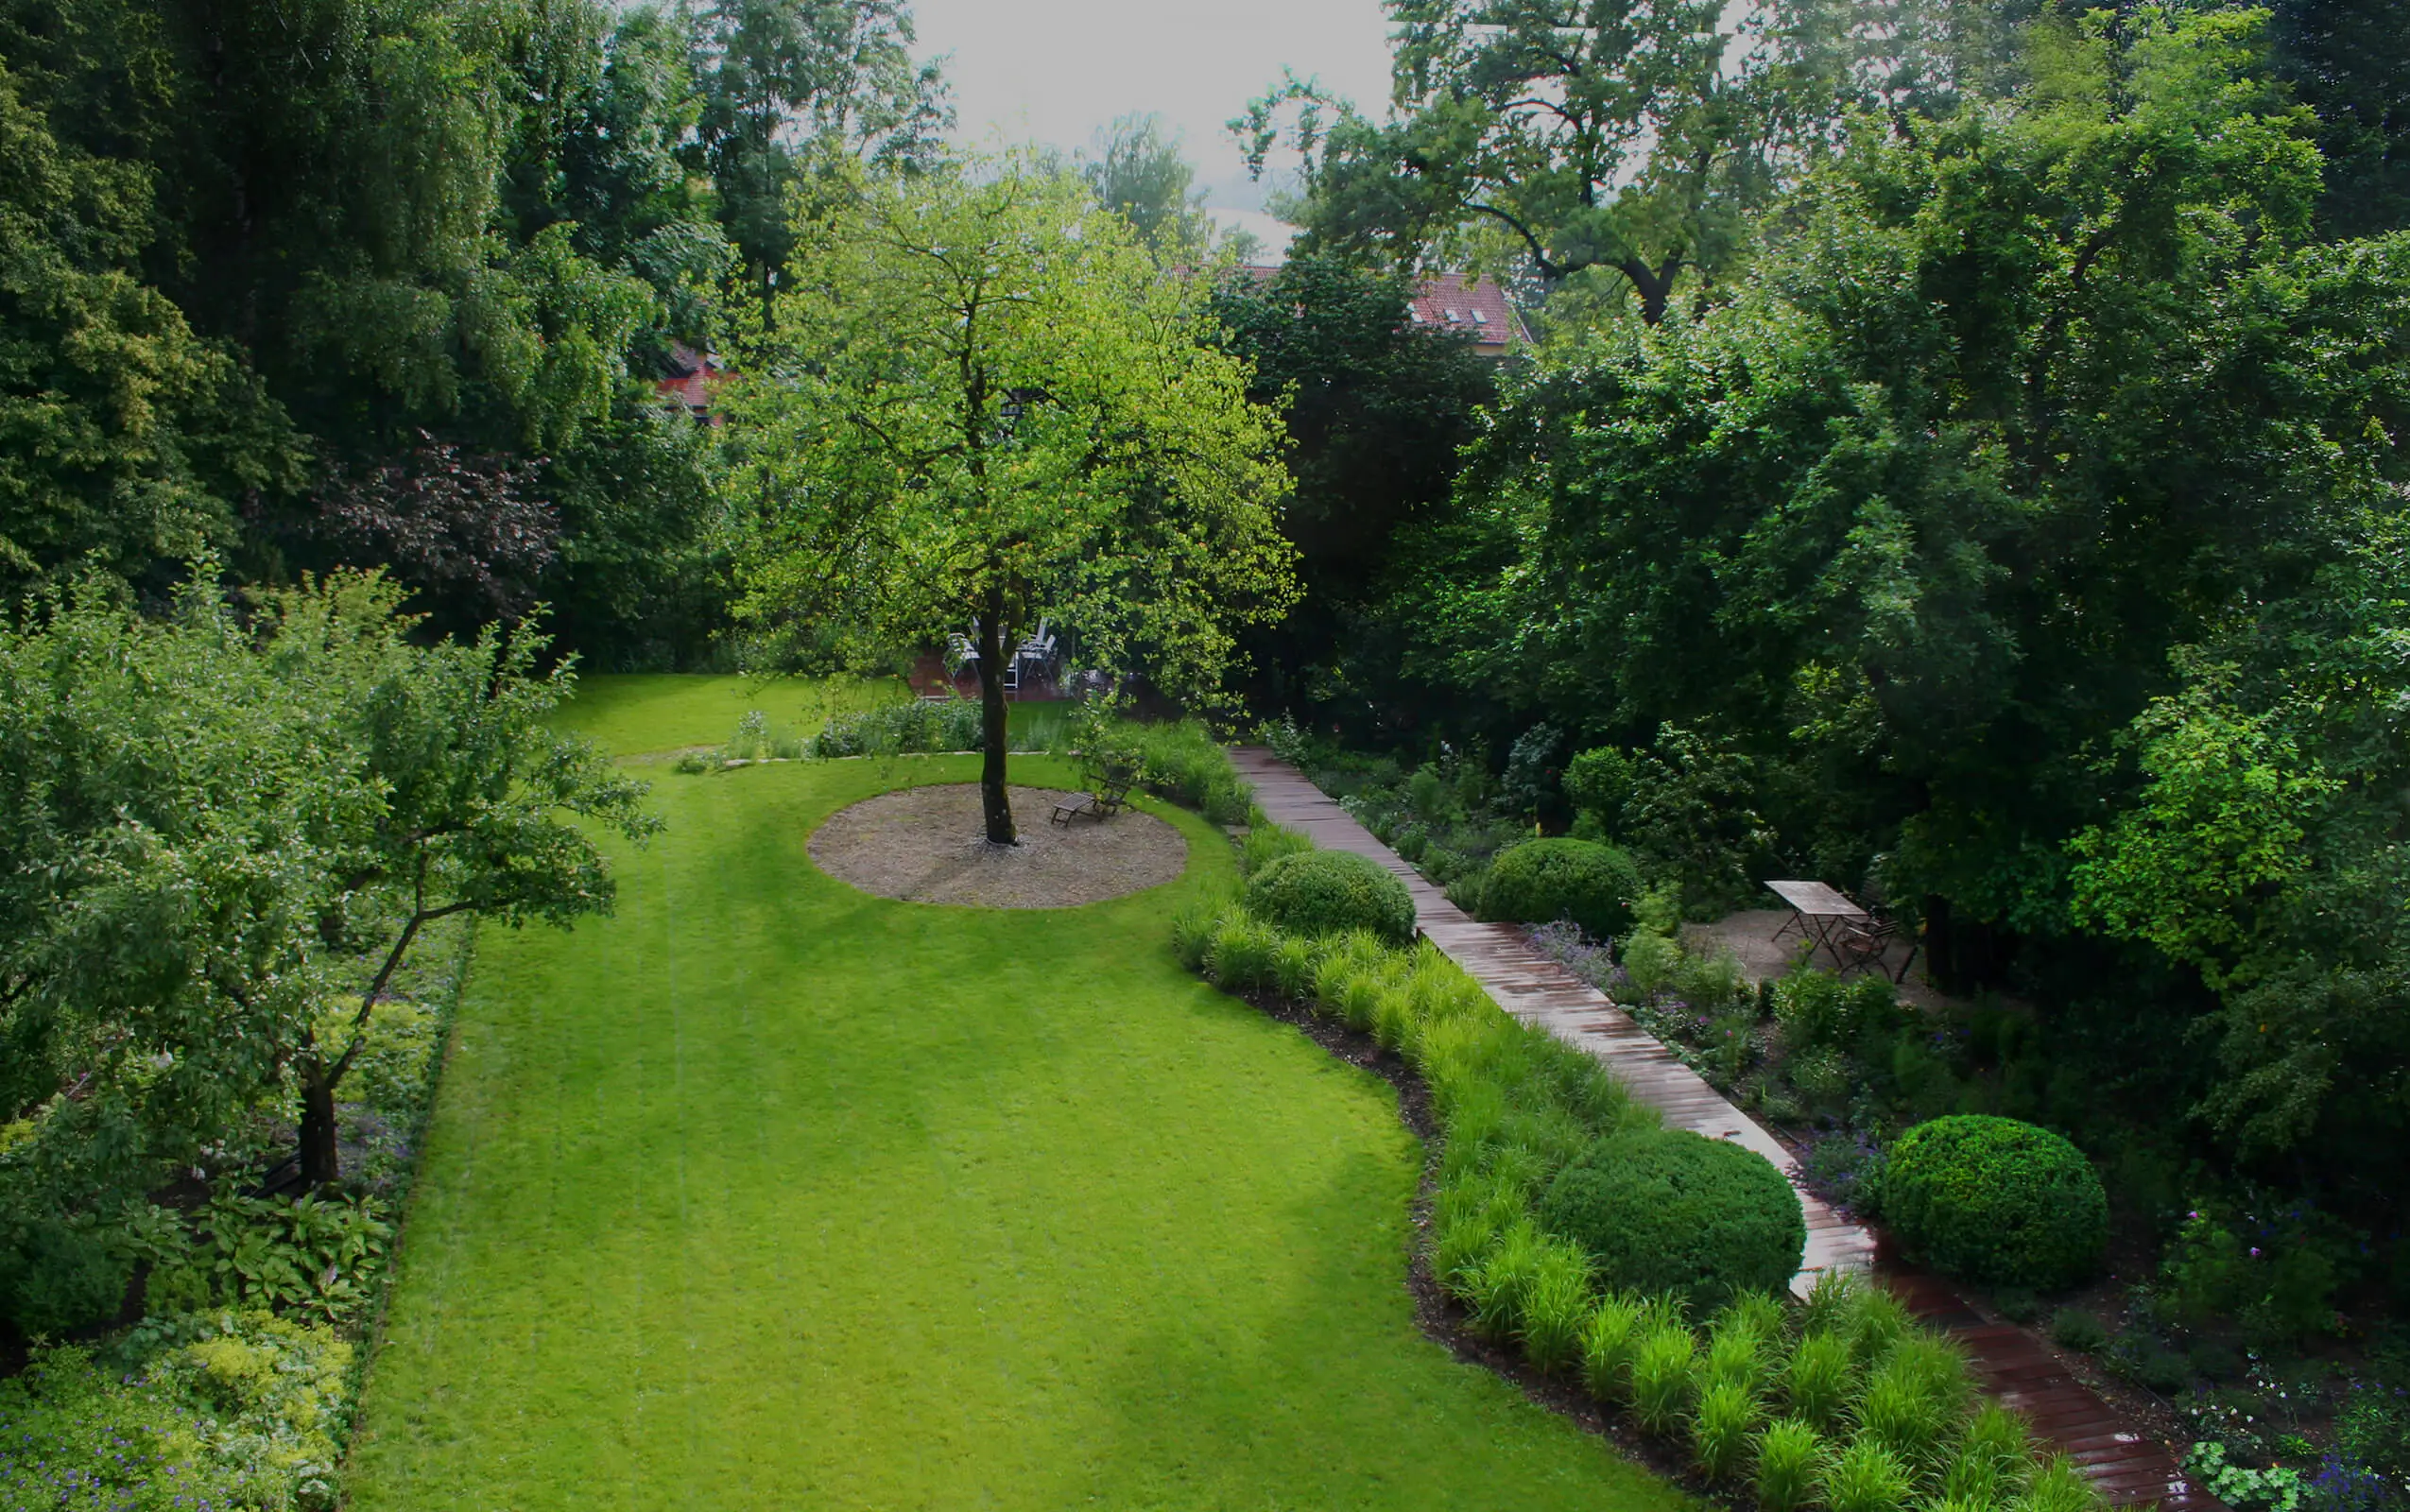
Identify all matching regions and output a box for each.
[1705,1318,1774,1399]
[1433,1172,1526,1295]
[1580,1291,1657,1402]
[1821,1438,1916,1512]
[1782,1330,1857,1430]
[1206,912,1280,991]
[1756,1418,1825,1512]
[1631,1320,1699,1436]
[2014,1456,2099,1512]
[1518,1243,1596,1376]
[1695,1379,1764,1483]
[1464,1220,1554,1340]
[1270,936,1317,999]
[1856,1361,1959,1472]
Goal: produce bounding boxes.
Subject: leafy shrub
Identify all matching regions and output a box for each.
[2185,1440,2307,1512]
[2049,1307,2109,1352]
[1771,968,1906,1055]
[1631,1320,1699,1435]
[1757,1418,1825,1512]
[1696,1379,1764,1482]
[1538,1128,1806,1311]
[0,1313,352,1511]
[1885,1116,2108,1290]
[2336,1380,2410,1481]
[0,1217,131,1336]
[1821,1438,1915,1512]
[1479,837,1642,940]
[1241,823,1313,877]
[1799,1128,1888,1215]
[2160,1205,2350,1348]
[1243,850,1416,943]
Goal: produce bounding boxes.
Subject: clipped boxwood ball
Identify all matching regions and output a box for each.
[1539,1128,1805,1311]
[1478,837,1642,940]
[1884,1115,2107,1291]
[1243,849,1416,944]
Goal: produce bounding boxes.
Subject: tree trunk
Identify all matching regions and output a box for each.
[976,594,1016,845]
[1618,254,1683,326]
[298,1063,341,1189]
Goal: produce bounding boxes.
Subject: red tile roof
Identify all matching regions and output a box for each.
[1403,271,1528,351]
[653,342,728,418]
[1231,265,1529,354]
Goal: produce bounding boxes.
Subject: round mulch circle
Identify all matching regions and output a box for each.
[808,782,1189,908]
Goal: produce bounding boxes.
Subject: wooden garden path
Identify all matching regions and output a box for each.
[1226,747,2216,1512]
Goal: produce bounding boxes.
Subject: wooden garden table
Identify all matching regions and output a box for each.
[1764,880,1873,967]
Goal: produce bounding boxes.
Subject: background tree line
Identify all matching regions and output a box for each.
[0,0,942,666]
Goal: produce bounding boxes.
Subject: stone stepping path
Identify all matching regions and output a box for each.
[1227,747,2217,1511]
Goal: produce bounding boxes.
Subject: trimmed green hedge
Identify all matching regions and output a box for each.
[1478,838,1641,940]
[1884,1115,2107,1291]
[1538,1128,1806,1311]
[1243,850,1416,943]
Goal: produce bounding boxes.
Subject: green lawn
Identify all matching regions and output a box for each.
[552,672,1073,757]
[347,688,1696,1509]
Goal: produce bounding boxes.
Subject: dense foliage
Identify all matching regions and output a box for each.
[1885,1117,2109,1293]
[1479,837,1642,939]
[0,571,651,1334]
[1284,3,2410,1293]
[1539,1128,1807,1311]
[1241,850,1417,943]
[0,0,955,661]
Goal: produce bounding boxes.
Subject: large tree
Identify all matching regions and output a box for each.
[729,157,1297,844]
[1232,0,1902,319]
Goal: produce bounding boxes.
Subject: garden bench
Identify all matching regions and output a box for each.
[1052,761,1136,825]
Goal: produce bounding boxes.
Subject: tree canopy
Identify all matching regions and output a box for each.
[728,157,1297,841]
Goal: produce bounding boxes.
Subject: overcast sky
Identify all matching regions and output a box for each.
[907,0,1396,251]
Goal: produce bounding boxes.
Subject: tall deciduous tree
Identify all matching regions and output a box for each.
[696,0,950,320]
[729,158,1298,843]
[1081,112,1214,256]
[1232,0,1885,318]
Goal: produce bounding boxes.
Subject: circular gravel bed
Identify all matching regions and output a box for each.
[808,782,1189,908]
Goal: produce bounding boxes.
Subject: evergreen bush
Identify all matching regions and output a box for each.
[1478,837,1643,940]
[1243,849,1416,942]
[1885,1115,2108,1291]
[1538,1128,1807,1310]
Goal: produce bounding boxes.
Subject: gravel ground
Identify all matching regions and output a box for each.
[808,783,1188,908]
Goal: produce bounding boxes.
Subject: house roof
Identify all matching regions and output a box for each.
[1230,265,1529,354]
[653,341,727,414]
[1402,271,1529,350]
